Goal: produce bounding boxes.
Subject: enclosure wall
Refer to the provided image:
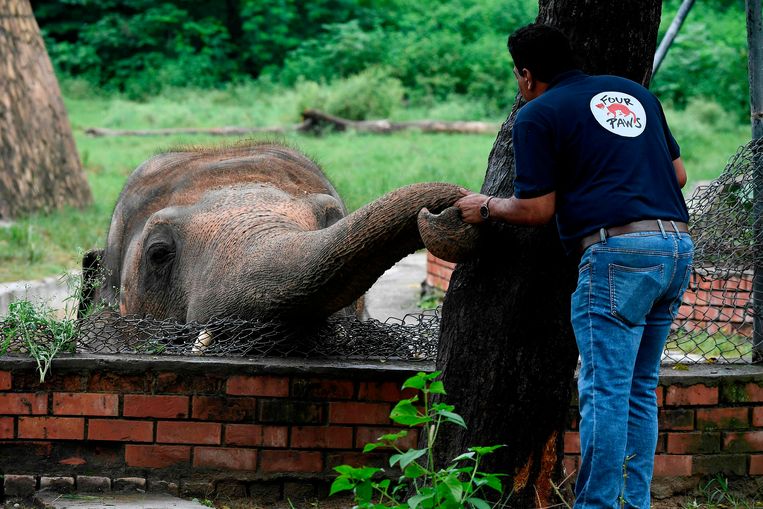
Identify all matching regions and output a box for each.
[0,356,760,500]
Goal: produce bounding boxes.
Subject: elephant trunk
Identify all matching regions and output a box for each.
[256,182,477,320]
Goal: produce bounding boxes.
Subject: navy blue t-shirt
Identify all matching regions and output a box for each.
[512,70,689,253]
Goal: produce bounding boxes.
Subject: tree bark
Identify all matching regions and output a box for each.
[433,2,662,507]
[0,0,91,220]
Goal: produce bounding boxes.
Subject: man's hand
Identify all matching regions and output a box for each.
[455,188,556,226]
[455,188,489,224]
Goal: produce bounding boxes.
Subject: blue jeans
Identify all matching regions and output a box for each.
[571,231,693,509]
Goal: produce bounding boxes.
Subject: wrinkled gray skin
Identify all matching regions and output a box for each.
[82,143,476,324]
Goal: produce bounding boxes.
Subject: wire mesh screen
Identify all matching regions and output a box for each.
[0,308,440,362]
[666,137,763,364]
[0,140,761,364]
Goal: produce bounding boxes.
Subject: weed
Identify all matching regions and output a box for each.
[330,371,507,508]
[418,287,445,311]
[0,300,76,382]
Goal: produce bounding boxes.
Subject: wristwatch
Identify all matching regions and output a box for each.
[479,196,494,220]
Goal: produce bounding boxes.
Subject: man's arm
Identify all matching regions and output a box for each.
[673,158,687,189]
[455,189,555,225]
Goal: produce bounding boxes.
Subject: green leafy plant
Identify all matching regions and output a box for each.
[417,287,445,311]
[330,371,506,508]
[0,299,76,382]
[0,266,105,382]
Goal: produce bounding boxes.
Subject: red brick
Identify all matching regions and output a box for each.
[18,417,84,440]
[225,424,287,447]
[681,291,696,305]
[723,431,763,452]
[291,426,353,449]
[563,432,580,454]
[193,447,257,470]
[659,409,694,430]
[696,408,749,430]
[53,393,118,416]
[652,455,692,477]
[88,419,153,442]
[744,383,763,403]
[0,417,13,438]
[693,454,748,475]
[751,455,763,475]
[358,382,416,402]
[563,456,579,478]
[226,376,289,397]
[753,407,763,427]
[326,452,387,469]
[123,395,189,419]
[11,373,83,392]
[355,427,419,450]
[0,393,47,415]
[192,396,257,421]
[329,402,390,425]
[59,457,86,466]
[125,445,190,468]
[291,378,354,400]
[667,432,720,454]
[155,372,225,394]
[655,386,664,407]
[665,385,718,406]
[260,450,323,473]
[656,433,666,453]
[0,371,10,390]
[157,421,220,445]
[87,373,147,392]
[259,400,322,424]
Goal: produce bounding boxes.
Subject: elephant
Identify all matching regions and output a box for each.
[80,142,476,328]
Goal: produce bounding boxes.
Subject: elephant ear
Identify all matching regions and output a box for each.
[417,206,481,263]
[78,248,105,319]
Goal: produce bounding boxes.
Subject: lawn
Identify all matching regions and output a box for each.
[0,87,752,283]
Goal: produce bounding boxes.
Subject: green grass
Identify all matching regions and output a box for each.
[666,330,753,361]
[0,85,751,283]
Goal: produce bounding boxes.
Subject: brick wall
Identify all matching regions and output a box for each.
[0,355,419,498]
[564,365,763,481]
[0,356,761,500]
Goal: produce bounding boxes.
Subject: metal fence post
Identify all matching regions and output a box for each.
[652,0,696,78]
[748,0,763,362]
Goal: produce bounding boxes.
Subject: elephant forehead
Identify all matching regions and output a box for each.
[166,186,325,234]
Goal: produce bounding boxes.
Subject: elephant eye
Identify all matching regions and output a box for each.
[146,243,175,265]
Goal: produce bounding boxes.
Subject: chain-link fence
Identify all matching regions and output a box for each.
[0,307,441,362]
[666,137,763,364]
[0,139,761,365]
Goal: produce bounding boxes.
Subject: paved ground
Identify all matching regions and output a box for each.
[0,253,427,321]
[33,493,210,509]
[357,251,427,322]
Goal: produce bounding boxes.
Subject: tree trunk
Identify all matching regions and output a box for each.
[434,2,662,507]
[0,0,92,220]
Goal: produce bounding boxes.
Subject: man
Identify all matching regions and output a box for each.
[455,24,694,509]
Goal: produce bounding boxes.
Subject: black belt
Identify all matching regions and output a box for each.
[579,220,689,254]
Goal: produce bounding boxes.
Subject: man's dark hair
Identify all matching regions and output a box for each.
[508,24,578,82]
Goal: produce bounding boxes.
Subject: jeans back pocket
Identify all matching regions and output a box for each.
[609,263,664,326]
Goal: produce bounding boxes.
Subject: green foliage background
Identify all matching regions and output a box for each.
[32,0,750,120]
[3,0,751,283]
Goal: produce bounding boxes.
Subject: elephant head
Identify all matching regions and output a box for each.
[81,142,478,324]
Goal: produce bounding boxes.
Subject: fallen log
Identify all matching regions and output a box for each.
[83,110,499,137]
[299,109,499,134]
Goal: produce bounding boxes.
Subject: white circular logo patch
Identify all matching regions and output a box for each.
[589,91,646,137]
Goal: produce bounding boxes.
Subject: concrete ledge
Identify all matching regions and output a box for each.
[0,353,434,377]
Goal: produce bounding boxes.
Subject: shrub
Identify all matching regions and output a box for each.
[330,371,506,508]
[295,68,405,120]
